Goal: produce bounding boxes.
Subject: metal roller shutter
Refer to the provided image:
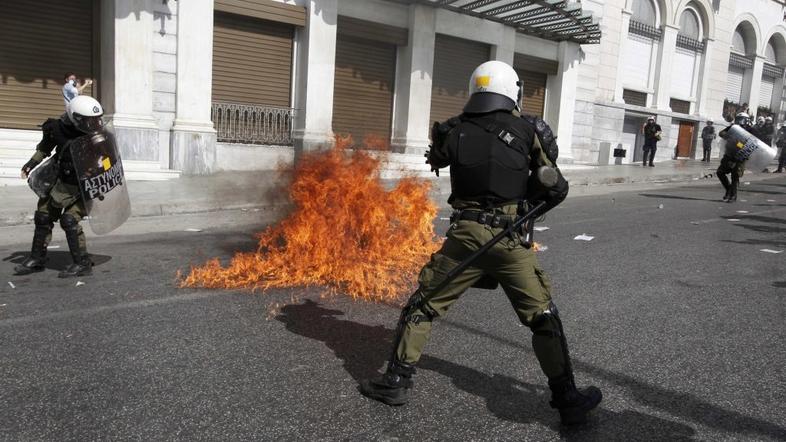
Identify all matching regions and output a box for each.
[622,33,654,90]
[515,69,547,118]
[0,0,97,130]
[760,75,776,109]
[726,67,744,103]
[332,34,396,147]
[212,11,293,107]
[430,35,490,124]
[671,46,697,99]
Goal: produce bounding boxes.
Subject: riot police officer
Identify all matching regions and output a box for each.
[14,96,105,278]
[701,120,716,162]
[717,112,752,203]
[641,116,662,167]
[359,61,602,426]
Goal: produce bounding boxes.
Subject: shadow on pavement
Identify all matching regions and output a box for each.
[3,251,112,271]
[773,281,786,288]
[278,300,700,440]
[639,193,719,202]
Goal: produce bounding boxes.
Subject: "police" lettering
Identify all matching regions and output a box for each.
[81,162,124,200]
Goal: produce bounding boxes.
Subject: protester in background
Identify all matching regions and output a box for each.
[641,116,662,167]
[701,120,716,162]
[62,72,93,107]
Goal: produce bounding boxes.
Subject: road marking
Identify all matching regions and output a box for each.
[0,291,229,328]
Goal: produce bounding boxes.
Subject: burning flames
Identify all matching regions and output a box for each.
[181,137,441,302]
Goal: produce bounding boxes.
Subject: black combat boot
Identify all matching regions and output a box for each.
[58,214,93,278]
[549,374,603,426]
[722,188,731,201]
[14,211,52,275]
[726,187,737,203]
[359,360,415,406]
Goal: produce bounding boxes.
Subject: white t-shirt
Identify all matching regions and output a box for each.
[63,82,78,106]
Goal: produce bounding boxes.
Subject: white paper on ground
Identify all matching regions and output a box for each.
[7,282,15,289]
[185,228,203,232]
[574,234,594,241]
[767,199,776,202]
[47,245,60,249]
[760,249,783,254]
[736,210,749,214]
[727,219,740,222]
[534,226,550,232]
[75,281,86,287]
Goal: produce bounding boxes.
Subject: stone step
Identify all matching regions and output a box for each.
[0,160,181,186]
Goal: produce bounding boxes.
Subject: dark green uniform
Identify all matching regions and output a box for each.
[15,116,91,277]
[717,125,749,203]
[361,104,601,426]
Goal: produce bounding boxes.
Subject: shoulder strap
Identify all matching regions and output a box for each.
[459,115,527,153]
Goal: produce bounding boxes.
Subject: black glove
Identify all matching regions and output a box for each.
[22,159,39,176]
[424,148,439,177]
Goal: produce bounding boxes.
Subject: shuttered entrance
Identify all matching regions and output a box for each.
[332,32,397,148]
[430,35,490,124]
[760,75,776,109]
[0,0,97,130]
[726,67,745,103]
[516,70,547,117]
[212,11,294,107]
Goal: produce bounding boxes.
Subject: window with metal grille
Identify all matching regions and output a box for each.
[623,89,648,107]
[670,99,691,114]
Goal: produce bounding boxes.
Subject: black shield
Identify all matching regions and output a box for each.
[70,131,131,234]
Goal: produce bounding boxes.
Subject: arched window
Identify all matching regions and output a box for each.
[631,0,657,26]
[732,28,747,54]
[766,41,777,64]
[679,9,700,40]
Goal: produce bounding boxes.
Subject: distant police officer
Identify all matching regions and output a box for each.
[701,120,716,162]
[776,124,786,173]
[359,61,602,426]
[642,116,662,167]
[717,112,752,203]
[15,96,105,278]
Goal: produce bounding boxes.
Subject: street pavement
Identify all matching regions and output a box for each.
[1,177,785,441]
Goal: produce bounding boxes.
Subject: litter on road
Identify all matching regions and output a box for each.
[760,249,783,254]
[690,221,700,225]
[658,204,664,209]
[727,219,740,222]
[534,226,550,232]
[7,282,16,289]
[736,210,749,214]
[47,245,60,249]
[574,234,594,241]
[767,199,776,202]
[184,228,203,232]
[75,281,86,287]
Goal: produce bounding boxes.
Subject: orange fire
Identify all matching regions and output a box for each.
[180,137,441,302]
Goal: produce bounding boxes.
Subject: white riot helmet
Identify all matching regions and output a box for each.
[67,95,104,133]
[464,61,521,114]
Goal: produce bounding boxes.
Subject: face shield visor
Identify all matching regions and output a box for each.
[71,113,104,133]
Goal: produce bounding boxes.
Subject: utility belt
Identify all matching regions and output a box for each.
[450,210,517,229]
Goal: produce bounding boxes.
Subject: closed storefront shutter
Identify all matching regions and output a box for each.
[212,11,294,107]
[760,75,776,109]
[332,33,397,147]
[622,33,654,91]
[430,35,489,125]
[671,46,697,99]
[725,67,745,103]
[515,70,547,117]
[0,0,97,130]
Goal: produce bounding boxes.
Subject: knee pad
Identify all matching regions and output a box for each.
[34,211,53,227]
[60,213,80,231]
[400,289,438,325]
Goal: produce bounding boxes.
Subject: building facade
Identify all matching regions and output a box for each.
[1,0,784,183]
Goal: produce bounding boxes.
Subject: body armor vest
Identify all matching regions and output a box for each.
[445,111,535,207]
[41,118,83,185]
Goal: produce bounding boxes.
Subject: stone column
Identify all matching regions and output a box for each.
[390,4,436,155]
[695,38,715,115]
[654,24,679,110]
[744,56,765,114]
[293,0,338,154]
[614,8,633,103]
[170,0,217,175]
[490,26,516,66]
[101,0,160,161]
[550,41,581,162]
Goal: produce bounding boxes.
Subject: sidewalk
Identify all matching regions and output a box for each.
[0,159,777,227]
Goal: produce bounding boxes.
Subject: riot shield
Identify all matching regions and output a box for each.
[27,156,59,199]
[69,131,131,234]
[722,124,777,170]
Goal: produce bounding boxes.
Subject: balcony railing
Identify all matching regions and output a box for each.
[211,102,295,145]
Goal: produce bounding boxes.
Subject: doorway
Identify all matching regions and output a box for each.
[676,121,696,158]
[623,115,647,163]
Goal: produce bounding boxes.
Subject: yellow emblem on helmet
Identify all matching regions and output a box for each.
[475,75,491,88]
[736,142,744,149]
